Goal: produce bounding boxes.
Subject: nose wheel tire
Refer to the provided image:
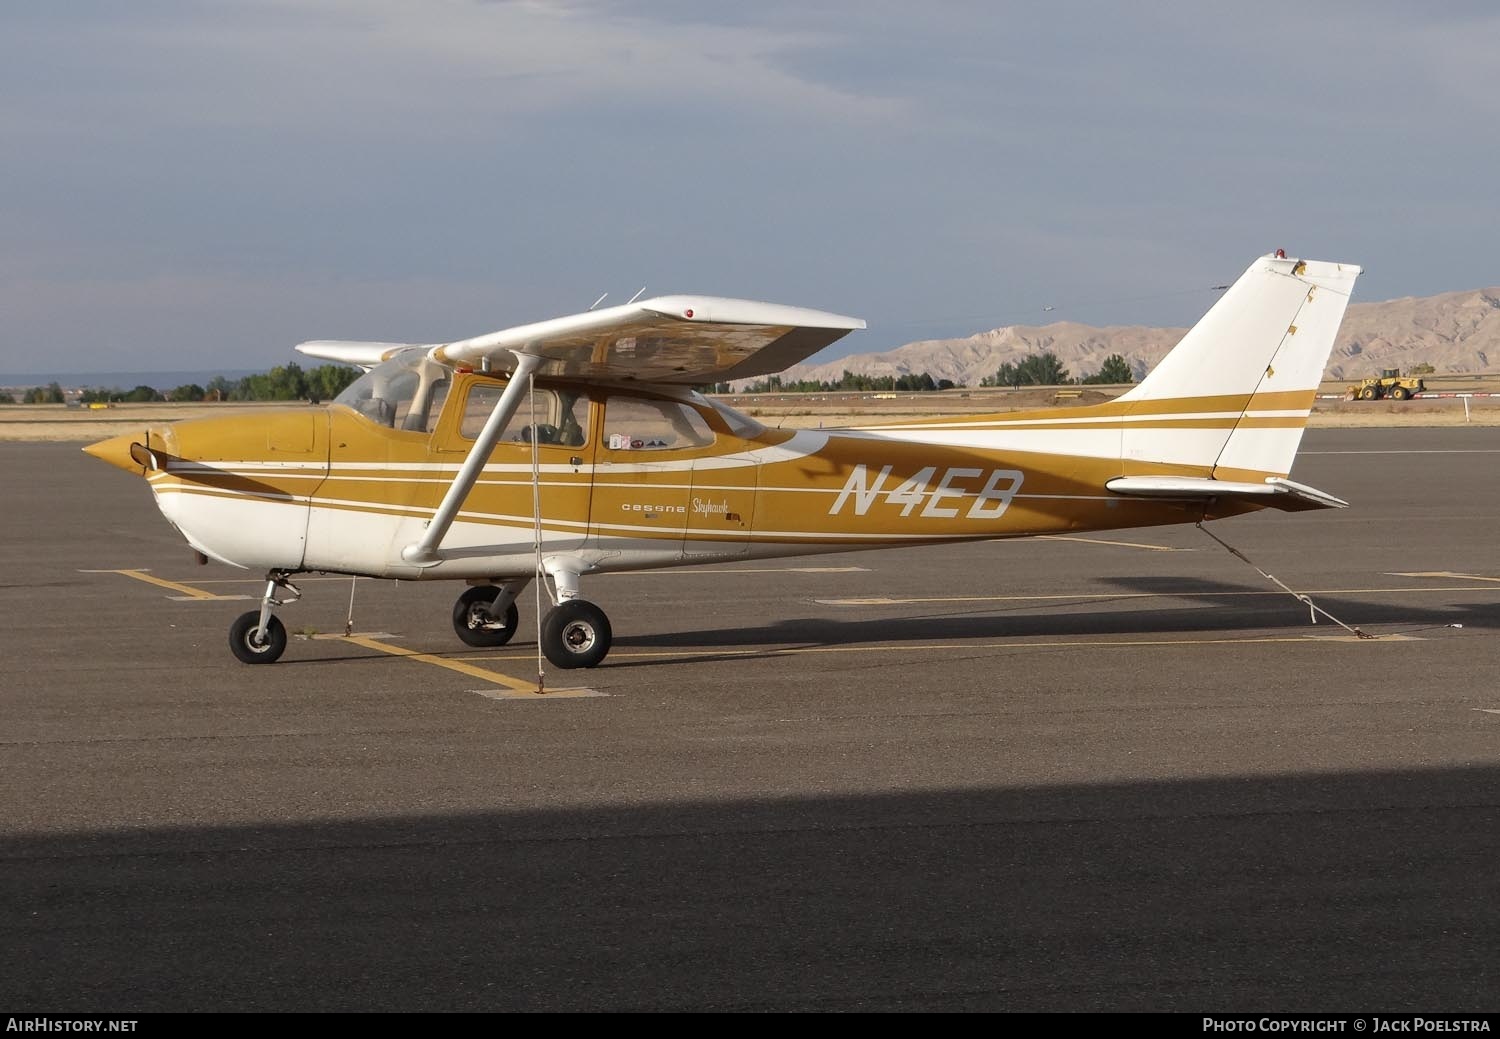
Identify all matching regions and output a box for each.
[541,600,612,669]
[453,586,521,648]
[229,611,287,665]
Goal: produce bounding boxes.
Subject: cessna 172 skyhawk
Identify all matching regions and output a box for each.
[84,252,1360,669]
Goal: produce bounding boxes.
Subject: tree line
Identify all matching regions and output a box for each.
[979,352,1133,388]
[6,351,1137,405]
[3,363,361,405]
[710,352,1135,395]
[724,371,959,394]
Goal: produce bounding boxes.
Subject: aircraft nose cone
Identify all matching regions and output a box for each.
[83,433,147,475]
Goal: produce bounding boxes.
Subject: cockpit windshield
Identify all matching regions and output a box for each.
[333,349,451,434]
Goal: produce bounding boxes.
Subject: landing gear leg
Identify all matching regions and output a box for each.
[539,562,612,669]
[228,571,300,665]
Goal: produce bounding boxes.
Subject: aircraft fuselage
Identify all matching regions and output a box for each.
[92,372,1248,583]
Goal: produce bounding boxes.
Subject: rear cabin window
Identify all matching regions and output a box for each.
[602,397,714,452]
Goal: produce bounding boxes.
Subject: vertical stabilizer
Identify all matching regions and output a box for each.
[1117,254,1361,479]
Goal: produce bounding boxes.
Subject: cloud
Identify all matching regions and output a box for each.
[0,1,911,142]
[3,2,1499,371]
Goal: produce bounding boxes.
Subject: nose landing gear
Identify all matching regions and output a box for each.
[228,571,301,665]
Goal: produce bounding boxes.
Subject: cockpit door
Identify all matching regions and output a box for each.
[588,393,696,560]
[585,393,758,561]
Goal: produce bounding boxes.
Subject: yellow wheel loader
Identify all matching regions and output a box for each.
[1345,368,1424,401]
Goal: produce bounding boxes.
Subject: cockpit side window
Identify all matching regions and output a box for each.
[602,396,715,452]
[459,382,589,447]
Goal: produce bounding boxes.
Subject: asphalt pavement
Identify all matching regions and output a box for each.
[2,429,1498,1011]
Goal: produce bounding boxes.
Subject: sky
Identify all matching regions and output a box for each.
[3,1,1499,376]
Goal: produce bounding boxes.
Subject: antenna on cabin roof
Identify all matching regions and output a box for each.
[588,293,608,311]
[627,286,647,304]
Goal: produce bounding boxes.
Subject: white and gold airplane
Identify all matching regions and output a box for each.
[85,252,1360,668]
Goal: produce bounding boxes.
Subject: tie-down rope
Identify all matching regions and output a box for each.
[1196,520,1377,639]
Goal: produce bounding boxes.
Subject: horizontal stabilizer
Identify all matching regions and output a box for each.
[1106,475,1348,512]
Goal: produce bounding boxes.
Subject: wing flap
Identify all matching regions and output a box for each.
[1105,475,1348,512]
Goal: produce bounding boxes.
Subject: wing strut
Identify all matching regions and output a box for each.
[402,352,544,565]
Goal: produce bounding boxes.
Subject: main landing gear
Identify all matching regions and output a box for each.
[451,567,613,670]
[540,599,612,670]
[226,567,613,670]
[229,571,301,665]
[452,582,523,648]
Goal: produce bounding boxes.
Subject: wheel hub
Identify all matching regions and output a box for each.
[562,621,596,652]
[467,605,505,630]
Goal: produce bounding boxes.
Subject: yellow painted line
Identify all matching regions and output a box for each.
[1389,571,1500,584]
[1037,535,1186,552]
[81,568,242,601]
[816,585,1489,607]
[343,634,539,690]
[341,634,600,698]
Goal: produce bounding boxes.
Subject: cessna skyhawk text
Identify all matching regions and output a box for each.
[84,253,1361,670]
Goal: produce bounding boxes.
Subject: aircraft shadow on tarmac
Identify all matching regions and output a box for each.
[6,765,1499,1012]
[607,574,1500,665]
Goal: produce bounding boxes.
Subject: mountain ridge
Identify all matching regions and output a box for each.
[761,285,1500,388]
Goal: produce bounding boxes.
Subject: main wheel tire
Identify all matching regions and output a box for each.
[453,586,520,648]
[541,600,612,669]
[1359,386,1378,401]
[229,611,287,664]
[1390,386,1410,401]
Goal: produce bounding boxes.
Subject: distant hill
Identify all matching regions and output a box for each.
[761,286,1500,388]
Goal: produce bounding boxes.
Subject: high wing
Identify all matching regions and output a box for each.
[295,295,865,384]
[293,341,424,370]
